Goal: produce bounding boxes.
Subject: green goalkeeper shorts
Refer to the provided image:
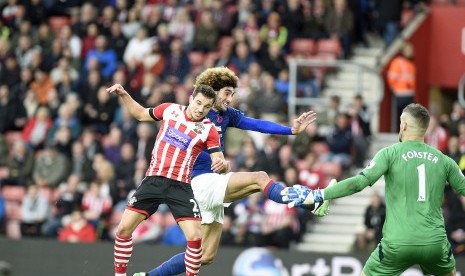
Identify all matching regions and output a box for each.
[363,239,455,276]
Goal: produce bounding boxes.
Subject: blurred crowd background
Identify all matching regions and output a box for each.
[0,0,464,255]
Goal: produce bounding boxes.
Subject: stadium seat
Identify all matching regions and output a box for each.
[316,38,342,58]
[290,38,316,57]
[1,186,26,202]
[48,16,70,34]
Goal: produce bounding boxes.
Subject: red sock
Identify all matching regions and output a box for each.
[114,233,133,275]
[185,239,202,276]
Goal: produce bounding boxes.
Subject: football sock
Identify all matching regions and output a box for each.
[185,239,202,276]
[114,233,133,276]
[264,180,285,204]
[148,253,186,276]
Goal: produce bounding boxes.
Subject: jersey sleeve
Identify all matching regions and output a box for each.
[361,147,390,185]
[149,103,171,121]
[227,107,245,127]
[206,125,221,153]
[446,156,465,196]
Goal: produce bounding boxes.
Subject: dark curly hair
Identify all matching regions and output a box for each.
[194,67,239,91]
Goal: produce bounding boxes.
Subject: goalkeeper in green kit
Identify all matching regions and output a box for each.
[282,103,464,276]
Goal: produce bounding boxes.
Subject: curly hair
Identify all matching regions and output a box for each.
[194,67,239,91]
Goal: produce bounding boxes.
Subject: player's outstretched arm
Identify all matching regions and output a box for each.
[236,110,317,135]
[106,83,154,122]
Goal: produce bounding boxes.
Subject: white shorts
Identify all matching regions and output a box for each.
[191,172,233,224]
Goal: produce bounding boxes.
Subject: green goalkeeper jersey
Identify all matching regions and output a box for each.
[361,140,465,245]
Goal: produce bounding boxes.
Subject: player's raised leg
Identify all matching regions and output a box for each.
[114,209,146,276]
[224,171,286,203]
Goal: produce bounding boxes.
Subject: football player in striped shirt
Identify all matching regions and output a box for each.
[107,83,229,276]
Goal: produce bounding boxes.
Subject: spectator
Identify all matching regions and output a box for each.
[46,103,82,145]
[84,35,117,80]
[142,41,166,80]
[80,23,99,60]
[41,175,84,237]
[446,136,465,173]
[58,209,97,243]
[50,57,79,85]
[21,106,52,150]
[162,38,190,83]
[425,114,449,153]
[32,145,70,188]
[192,10,219,52]
[324,0,354,58]
[258,41,287,79]
[84,86,118,135]
[168,7,194,50]
[229,41,257,75]
[373,0,403,47]
[103,126,123,165]
[58,25,82,62]
[386,42,416,130]
[70,140,94,183]
[302,0,328,39]
[248,73,285,119]
[321,113,353,168]
[0,84,27,133]
[260,197,298,249]
[20,184,49,237]
[348,94,372,168]
[123,28,153,65]
[259,12,289,49]
[107,21,128,63]
[81,127,103,161]
[1,140,34,187]
[29,66,55,105]
[81,181,113,229]
[281,0,305,42]
[356,192,386,251]
[134,122,157,164]
[122,8,142,39]
[114,142,137,199]
[0,54,21,88]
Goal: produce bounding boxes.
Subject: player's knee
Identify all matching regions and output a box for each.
[255,171,271,187]
[116,222,134,237]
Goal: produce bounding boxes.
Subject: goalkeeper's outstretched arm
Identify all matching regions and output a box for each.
[323,173,372,200]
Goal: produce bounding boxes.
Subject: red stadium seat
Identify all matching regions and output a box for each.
[1,186,26,202]
[316,38,342,58]
[291,39,316,57]
[49,16,70,34]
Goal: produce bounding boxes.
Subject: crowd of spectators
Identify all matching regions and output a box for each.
[0,0,452,252]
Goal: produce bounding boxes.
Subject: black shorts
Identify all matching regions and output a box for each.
[126,176,202,222]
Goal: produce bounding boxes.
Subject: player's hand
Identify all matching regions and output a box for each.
[312,179,337,216]
[106,83,126,96]
[281,184,324,208]
[211,158,229,174]
[291,110,317,134]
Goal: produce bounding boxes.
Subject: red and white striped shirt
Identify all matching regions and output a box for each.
[146,103,220,183]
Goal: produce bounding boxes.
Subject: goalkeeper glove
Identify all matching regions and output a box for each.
[281,184,324,208]
[311,179,337,216]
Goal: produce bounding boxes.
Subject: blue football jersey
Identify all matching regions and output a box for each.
[192,107,244,178]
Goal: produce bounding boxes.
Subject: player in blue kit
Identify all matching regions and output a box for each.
[134,67,324,276]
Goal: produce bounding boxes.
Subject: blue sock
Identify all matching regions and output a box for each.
[149,252,185,276]
[264,181,285,204]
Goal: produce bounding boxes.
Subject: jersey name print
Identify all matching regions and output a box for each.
[146,103,220,184]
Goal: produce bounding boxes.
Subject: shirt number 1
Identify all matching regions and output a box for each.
[417,163,426,202]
